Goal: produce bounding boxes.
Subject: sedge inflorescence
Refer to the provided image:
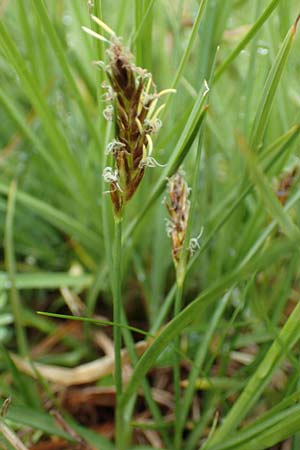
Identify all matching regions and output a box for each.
[165,170,191,265]
[83,16,175,217]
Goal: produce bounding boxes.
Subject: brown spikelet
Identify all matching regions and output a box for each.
[102,42,168,216]
[82,19,175,216]
[165,171,190,265]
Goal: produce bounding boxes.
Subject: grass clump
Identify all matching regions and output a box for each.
[1,1,300,450]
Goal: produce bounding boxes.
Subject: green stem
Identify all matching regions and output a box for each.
[120,305,172,449]
[112,217,123,448]
[174,117,207,449]
[174,276,185,450]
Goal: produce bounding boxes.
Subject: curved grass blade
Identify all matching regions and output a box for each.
[32,0,103,152]
[205,301,300,448]
[238,136,300,241]
[150,124,300,334]
[250,16,299,151]
[208,124,300,223]
[0,183,100,251]
[162,0,208,119]
[214,0,282,82]
[0,345,39,409]
[5,404,114,450]
[0,21,90,200]
[208,405,300,450]
[0,88,67,190]
[37,311,152,338]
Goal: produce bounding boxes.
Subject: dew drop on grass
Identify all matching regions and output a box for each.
[25,255,36,266]
[257,46,269,56]
[63,14,72,26]
[19,151,28,161]
[137,272,145,282]
[3,280,12,289]
[67,35,75,48]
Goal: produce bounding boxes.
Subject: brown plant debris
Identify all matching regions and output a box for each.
[276,166,299,205]
[11,340,149,386]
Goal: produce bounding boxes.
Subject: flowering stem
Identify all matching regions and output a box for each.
[112,216,123,448]
[174,267,186,450]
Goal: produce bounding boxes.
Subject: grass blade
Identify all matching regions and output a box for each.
[4,181,27,357]
[119,237,299,430]
[214,0,281,82]
[250,16,299,150]
[205,301,300,448]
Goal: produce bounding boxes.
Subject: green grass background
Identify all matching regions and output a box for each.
[1,0,300,449]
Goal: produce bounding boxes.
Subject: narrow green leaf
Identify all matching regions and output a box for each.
[250,16,299,150]
[4,181,27,357]
[214,0,281,81]
[0,272,92,290]
[0,88,67,188]
[0,183,101,251]
[6,404,114,450]
[209,405,300,450]
[0,20,90,200]
[239,137,300,241]
[150,125,300,334]
[0,345,40,409]
[162,0,208,119]
[205,301,300,448]
[33,0,103,152]
[37,311,152,337]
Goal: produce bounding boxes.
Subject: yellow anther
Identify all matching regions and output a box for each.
[90,15,116,37]
[157,88,177,98]
[151,104,165,121]
[82,26,111,43]
[146,134,153,156]
[145,75,153,95]
[147,98,158,119]
[135,117,143,134]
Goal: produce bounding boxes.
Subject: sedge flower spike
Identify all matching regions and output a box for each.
[82,17,176,216]
[165,171,191,265]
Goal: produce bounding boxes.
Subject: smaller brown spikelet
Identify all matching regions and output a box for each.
[276,167,299,205]
[165,171,191,265]
[82,17,176,217]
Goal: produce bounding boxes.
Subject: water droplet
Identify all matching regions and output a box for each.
[67,36,75,48]
[137,273,145,282]
[19,151,28,161]
[257,47,269,56]
[63,14,72,26]
[25,255,36,266]
[4,280,12,289]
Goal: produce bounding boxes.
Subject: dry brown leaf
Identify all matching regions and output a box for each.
[12,340,149,386]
